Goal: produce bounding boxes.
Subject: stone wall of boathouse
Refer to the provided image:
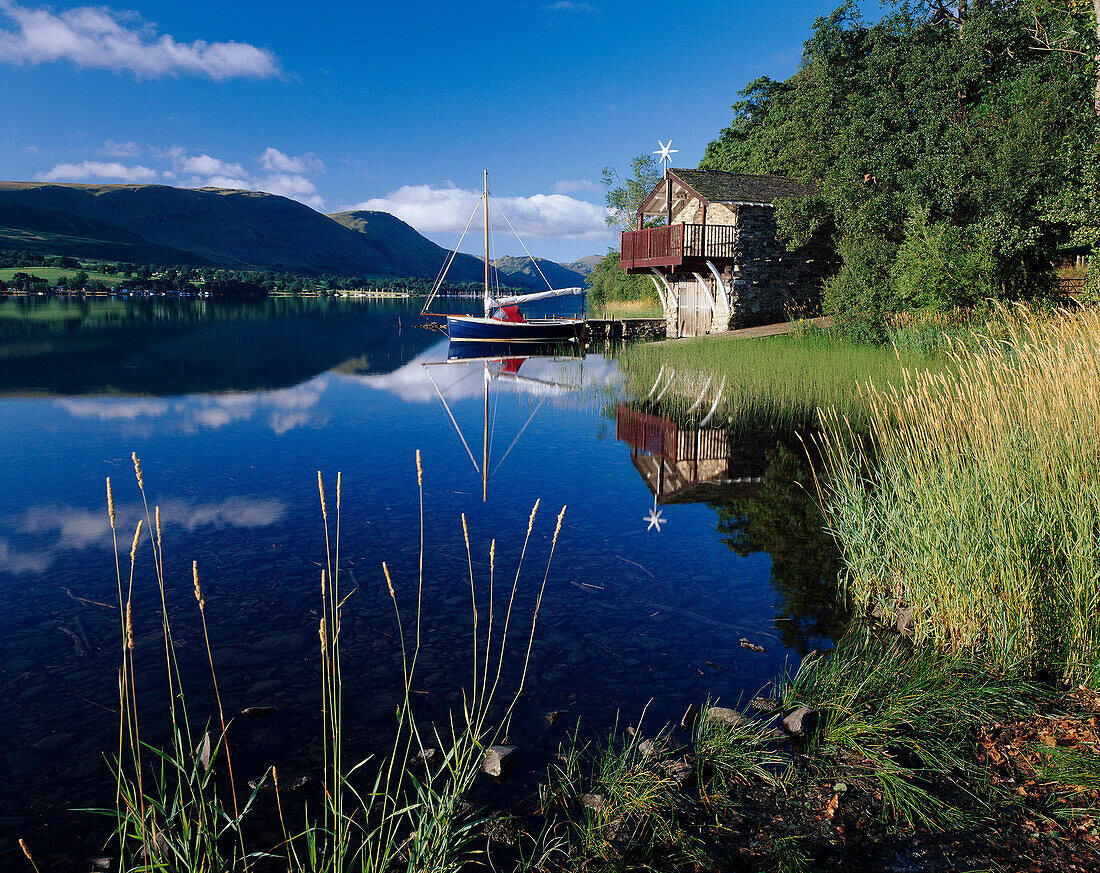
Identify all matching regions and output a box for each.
[657,206,838,336]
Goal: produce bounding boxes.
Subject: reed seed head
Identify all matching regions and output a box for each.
[321,569,326,598]
[336,471,342,510]
[526,498,540,536]
[552,505,567,545]
[317,471,327,520]
[461,513,469,548]
[125,601,134,650]
[319,617,326,653]
[383,562,395,599]
[155,505,161,549]
[129,519,143,564]
[106,478,116,528]
[19,839,32,862]
[416,449,423,487]
[132,452,144,490]
[192,561,204,609]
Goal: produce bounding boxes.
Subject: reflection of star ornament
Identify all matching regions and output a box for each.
[653,139,678,170]
[645,505,666,532]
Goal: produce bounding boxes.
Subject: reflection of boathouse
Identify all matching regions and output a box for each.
[616,405,769,504]
[620,169,837,337]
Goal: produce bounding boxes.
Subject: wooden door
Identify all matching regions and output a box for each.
[678,277,712,337]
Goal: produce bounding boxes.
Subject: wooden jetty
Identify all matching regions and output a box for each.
[585,317,666,342]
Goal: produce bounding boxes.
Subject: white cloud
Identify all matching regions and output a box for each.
[147,145,324,208]
[177,152,246,178]
[102,139,139,157]
[553,178,600,194]
[349,184,612,240]
[259,147,323,175]
[260,172,323,209]
[0,0,281,79]
[37,159,158,182]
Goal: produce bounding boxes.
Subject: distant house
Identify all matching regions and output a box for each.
[620,169,836,336]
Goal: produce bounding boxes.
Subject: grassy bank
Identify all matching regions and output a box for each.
[589,299,664,320]
[816,308,1100,687]
[616,329,939,433]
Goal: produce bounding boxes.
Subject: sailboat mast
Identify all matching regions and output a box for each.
[483,169,490,318]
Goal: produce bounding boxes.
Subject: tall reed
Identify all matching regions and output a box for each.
[815,306,1100,685]
[98,453,565,872]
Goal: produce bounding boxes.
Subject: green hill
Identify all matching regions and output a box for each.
[565,255,603,277]
[488,255,587,290]
[0,182,483,281]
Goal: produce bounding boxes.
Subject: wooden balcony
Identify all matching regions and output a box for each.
[620,223,737,273]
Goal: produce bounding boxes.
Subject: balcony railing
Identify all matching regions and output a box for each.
[620,223,738,271]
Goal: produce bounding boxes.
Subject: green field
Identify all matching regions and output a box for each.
[0,266,123,285]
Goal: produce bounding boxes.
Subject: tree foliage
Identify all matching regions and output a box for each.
[601,153,663,232]
[700,0,1100,334]
[584,249,656,306]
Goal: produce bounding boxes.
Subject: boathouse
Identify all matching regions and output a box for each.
[620,169,836,337]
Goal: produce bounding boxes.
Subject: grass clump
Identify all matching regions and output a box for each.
[816,306,1100,686]
[542,721,712,871]
[780,630,1034,829]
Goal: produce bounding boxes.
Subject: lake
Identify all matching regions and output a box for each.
[0,295,844,867]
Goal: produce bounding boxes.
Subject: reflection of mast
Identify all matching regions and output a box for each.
[424,348,572,503]
[482,361,489,502]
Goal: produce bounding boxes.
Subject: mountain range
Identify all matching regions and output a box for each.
[0,182,592,290]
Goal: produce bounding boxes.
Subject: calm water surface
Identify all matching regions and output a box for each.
[0,296,843,868]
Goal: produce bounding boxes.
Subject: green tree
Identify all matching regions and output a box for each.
[701,0,1099,333]
[584,249,656,306]
[601,153,663,232]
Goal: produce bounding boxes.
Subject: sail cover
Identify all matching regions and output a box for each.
[488,287,587,320]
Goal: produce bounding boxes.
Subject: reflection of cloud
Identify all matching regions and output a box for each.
[55,380,327,434]
[3,496,287,574]
[349,339,620,403]
[0,537,50,573]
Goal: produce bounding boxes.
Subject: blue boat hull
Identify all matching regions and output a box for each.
[446,315,585,343]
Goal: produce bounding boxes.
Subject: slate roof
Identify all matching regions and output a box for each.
[670,169,818,205]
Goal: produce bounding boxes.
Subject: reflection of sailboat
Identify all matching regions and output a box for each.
[422,172,587,343]
[424,341,585,501]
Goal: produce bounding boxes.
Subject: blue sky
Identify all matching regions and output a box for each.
[0,0,869,262]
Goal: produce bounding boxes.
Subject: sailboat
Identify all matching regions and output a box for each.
[422,171,587,343]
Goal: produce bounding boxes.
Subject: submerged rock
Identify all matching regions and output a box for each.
[483,815,521,846]
[662,756,695,789]
[481,745,517,781]
[780,706,821,739]
[705,706,746,729]
[411,747,437,767]
[579,792,604,811]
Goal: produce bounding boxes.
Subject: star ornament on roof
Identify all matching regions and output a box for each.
[653,140,678,171]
